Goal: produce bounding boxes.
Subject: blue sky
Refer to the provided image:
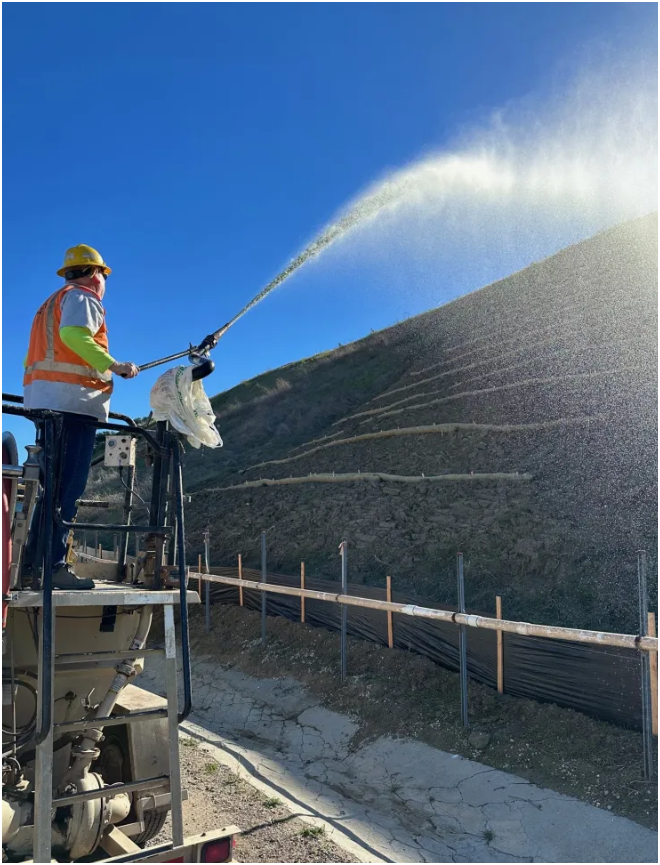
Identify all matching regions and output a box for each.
[3,3,657,451]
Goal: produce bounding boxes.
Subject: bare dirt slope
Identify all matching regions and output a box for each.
[87,214,658,632]
[181,214,658,633]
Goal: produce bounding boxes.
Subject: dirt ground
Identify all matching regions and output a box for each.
[186,603,658,831]
[153,733,352,863]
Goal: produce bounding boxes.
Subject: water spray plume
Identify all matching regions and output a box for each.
[140,55,656,371]
[227,57,655,327]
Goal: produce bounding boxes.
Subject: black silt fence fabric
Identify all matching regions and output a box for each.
[206,569,642,730]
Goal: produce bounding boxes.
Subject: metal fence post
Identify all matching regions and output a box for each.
[496,595,504,694]
[457,552,469,727]
[340,540,348,681]
[204,528,210,633]
[261,531,267,647]
[386,575,394,649]
[638,550,654,779]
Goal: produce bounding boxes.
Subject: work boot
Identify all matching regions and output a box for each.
[52,565,95,590]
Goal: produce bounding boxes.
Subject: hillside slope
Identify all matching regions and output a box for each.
[102,214,660,632]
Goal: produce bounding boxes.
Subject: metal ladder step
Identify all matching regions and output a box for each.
[55,708,168,733]
[64,521,173,534]
[55,648,165,664]
[52,775,170,807]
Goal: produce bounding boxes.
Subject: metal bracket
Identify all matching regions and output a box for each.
[136,787,188,820]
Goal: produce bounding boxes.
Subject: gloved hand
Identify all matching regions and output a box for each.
[110,361,139,379]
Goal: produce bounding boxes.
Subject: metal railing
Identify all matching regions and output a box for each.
[1,400,195,741]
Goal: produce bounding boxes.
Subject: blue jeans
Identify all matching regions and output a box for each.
[26,413,98,572]
[53,414,98,568]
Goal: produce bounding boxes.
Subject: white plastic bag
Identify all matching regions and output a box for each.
[149,365,223,449]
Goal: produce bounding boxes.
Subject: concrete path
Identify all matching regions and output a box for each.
[141,655,658,863]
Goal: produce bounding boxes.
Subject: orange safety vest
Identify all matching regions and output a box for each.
[23,284,113,394]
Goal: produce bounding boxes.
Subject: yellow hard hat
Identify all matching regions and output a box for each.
[57,244,112,277]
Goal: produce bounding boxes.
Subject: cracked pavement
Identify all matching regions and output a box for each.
[140,655,657,863]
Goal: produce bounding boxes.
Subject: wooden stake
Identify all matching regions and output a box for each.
[649,612,657,737]
[300,562,305,623]
[238,554,244,607]
[496,595,504,694]
[386,576,394,648]
[198,554,203,597]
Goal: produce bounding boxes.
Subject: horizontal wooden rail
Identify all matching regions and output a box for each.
[190,571,658,654]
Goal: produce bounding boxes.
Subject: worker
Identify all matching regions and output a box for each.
[23,244,139,589]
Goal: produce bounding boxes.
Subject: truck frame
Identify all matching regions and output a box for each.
[2,394,237,863]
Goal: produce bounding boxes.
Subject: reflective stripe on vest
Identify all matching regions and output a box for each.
[23,284,113,393]
[24,360,112,382]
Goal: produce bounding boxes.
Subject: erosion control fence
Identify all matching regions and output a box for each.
[198,564,654,733]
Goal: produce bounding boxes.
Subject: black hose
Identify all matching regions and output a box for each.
[1,393,136,428]
[108,411,138,426]
[2,678,38,750]
[191,359,215,381]
[172,442,193,723]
